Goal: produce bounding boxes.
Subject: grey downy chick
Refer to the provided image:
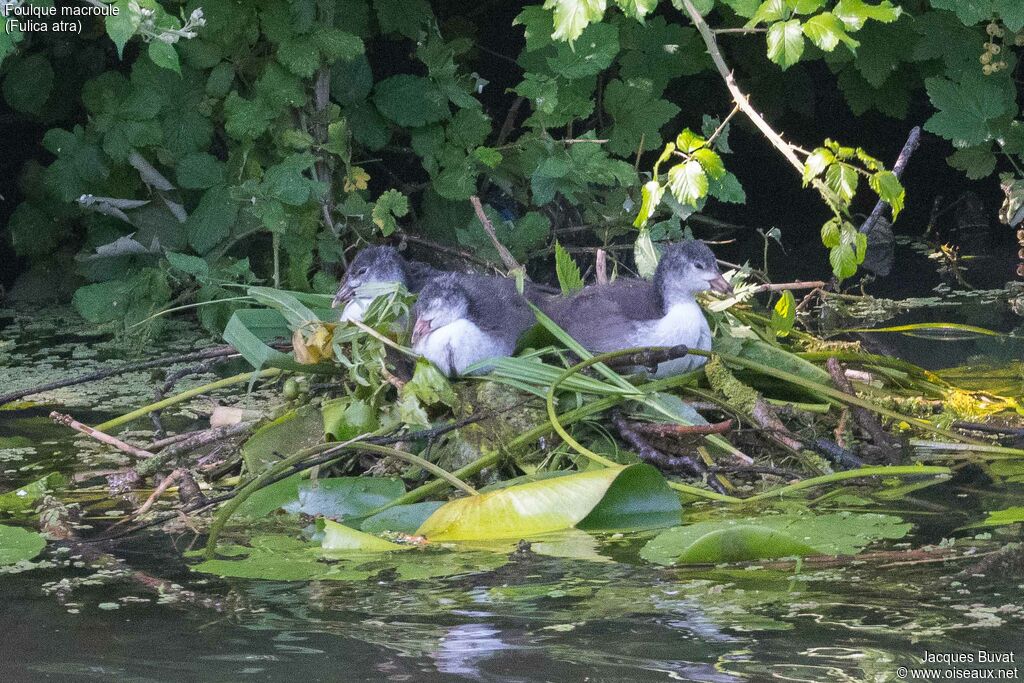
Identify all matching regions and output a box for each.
[538,240,732,377]
[411,273,536,377]
[332,245,442,322]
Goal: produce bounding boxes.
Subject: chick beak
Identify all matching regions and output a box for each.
[709,273,734,295]
[332,282,355,309]
[411,318,432,345]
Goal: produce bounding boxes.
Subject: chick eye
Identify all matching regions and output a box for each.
[357,267,368,276]
[695,263,705,270]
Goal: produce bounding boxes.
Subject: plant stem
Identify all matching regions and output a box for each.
[356,442,479,495]
[743,465,951,502]
[93,369,281,433]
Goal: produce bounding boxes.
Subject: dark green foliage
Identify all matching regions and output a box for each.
[3,0,1023,329]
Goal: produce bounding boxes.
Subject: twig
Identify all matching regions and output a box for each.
[595,248,608,285]
[401,233,502,272]
[632,419,734,438]
[470,195,522,272]
[860,126,921,235]
[604,344,691,373]
[826,357,900,464]
[679,0,842,207]
[93,368,282,433]
[135,422,257,477]
[753,280,827,293]
[132,469,183,518]
[0,345,238,406]
[49,412,156,460]
[612,412,727,493]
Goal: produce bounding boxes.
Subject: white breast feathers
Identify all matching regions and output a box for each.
[414,319,511,376]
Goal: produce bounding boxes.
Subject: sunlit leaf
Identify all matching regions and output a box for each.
[869,170,905,219]
[667,159,708,207]
[320,519,408,552]
[766,19,804,70]
[770,290,796,337]
[416,464,681,541]
[0,525,46,565]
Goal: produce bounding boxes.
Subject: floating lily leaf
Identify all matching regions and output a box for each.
[641,512,911,566]
[361,501,445,534]
[966,506,1024,529]
[0,472,66,514]
[192,532,506,581]
[0,524,46,565]
[416,464,681,541]
[320,519,408,553]
[241,405,324,474]
[237,472,406,521]
[285,477,406,519]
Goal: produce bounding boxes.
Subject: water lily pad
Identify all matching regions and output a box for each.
[0,472,66,514]
[360,501,445,534]
[191,532,506,581]
[320,519,407,552]
[641,512,911,566]
[237,474,406,520]
[241,405,324,473]
[0,524,46,565]
[416,464,681,541]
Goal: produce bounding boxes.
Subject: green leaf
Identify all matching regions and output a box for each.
[641,512,910,565]
[708,171,746,204]
[240,406,325,475]
[820,217,841,247]
[802,12,859,51]
[0,473,66,513]
[290,479,406,519]
[546,22,619,78]
[924,72,1015,147]
[165,251,210,278]
[925,0,989,28]
[223,92,274,140]
[416,464,681,540]
[825,162,858,202]
[401,359,459,408]
[603,78,680,157]
[554,241,585,295]
[634,228,660,278]
[223,309,319,372]
[0,525,46,566]
[373,75,449,127]
[375,0,433,38]
[321,519,407,553]
[633,180,665,228]
[802,148,834,184]
[745,0,787,27]
[771,290,796,337]
[176,153,225,190]
[667,160,708,208]
[675,128,706,153]
[361,502,445,534]
[2,54,54,115]
[545,0,607,42]
[692,148,726,180]
[148,41,181,75]
[105,0,139,58]
[766,19,805,70]
[834,0,901,31]
[614,0,658,20]
[314,28,364,61]
[206,62,235,98]
[277,37,320,78]
[186,185,238,254]
[947,145,997,181]
[868,170,905,219]
[473,146,503,168]
[322,398,379,441]
[371,189,409,236]
[969,506,1024,528]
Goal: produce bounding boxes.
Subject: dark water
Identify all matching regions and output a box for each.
[2,258,1023,682]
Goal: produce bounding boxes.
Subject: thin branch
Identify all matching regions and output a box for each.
[753,280,828,293]
[680,1,841,207]
[860,126,921,235]
[713,27,768,34]
[50,412,156,460]
[470,195,523,272]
